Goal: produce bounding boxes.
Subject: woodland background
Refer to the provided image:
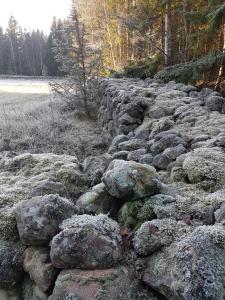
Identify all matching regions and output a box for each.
[0,0,225,89]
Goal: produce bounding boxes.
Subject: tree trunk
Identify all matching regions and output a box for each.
[164,0,172,66]
[183,0,191,63]
[215,23,225,90]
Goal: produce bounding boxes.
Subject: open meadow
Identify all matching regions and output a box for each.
[0,78,107,159]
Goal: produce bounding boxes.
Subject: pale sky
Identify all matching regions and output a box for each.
[0,0,71,34]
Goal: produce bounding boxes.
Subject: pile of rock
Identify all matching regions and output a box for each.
[2,78,225,299]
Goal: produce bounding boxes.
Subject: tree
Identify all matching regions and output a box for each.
[51,3,101,116]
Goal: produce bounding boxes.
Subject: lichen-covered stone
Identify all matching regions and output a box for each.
[23,247,57,292]
[118,201,143,229]
[0,240,24,288]
[143,225,225,300]
[0,152,86,241]
[183,147,225,189]
[49,267,157,300]
[102,160,162,200]
[134,219,190,256]
[76,183,119,217]
[50,214,122,269]
[15,194,76,245]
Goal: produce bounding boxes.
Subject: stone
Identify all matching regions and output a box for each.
[50,214,122,269]
[31,181,69,198]
[118,139,146,151]
[112,150,129,160]
[108,135,129,154]
[215,202,225,224]
[118,201,143,229]
[0,287,22,300]
[102,160,162,200]
[183,147,225,189]
[205,96,224,112]
[134,219,190,256]
[23,247,57,292]
[76,183,119,217]
[150,117,174,138]
[22,277,48,300]
[153,144,186,170]
[151,132,186,155]
[127,148,146,162]
[49,267,157,300]
[82,154,112,185]
[0,241,24,288]
[143,225,225,300]
[15,194,76,245]
[139,153,154,165]
[0,152,86,241]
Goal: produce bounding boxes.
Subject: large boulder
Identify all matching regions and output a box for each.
[23,247,57,292]
[134,219,190,256]
[102,160,162,200]
[50,214,122,269]
[49,268,157,300]
[0,241,24,288]
[143,225,225,300]
[15,194,76,245]
[183,147,225,189]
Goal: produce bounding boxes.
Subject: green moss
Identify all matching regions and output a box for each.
[154,52,225,84]
[118,201,143,229]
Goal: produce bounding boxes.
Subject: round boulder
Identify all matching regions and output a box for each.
[50,214,122,269]
[102,160,162,200]
[15,194,77,246]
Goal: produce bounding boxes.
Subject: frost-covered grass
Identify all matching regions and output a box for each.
[0,78,108,159]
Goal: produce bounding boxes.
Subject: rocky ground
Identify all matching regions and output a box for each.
[2,77,225,299]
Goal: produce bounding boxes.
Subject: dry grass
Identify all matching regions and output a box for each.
[0,79,109,160]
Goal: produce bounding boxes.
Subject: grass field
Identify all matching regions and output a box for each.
[0,78,50,105]
[0,78,108,159]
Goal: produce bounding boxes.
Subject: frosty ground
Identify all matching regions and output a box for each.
[0,78,108,159]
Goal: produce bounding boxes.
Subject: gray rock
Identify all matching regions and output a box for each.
[215,202,225,224]
[112,151,129,160]
[183,147,225,189]
[118,139,146,151]
[153,144,186,170]
[150,117,174,138]
[134,219,189,256]
[31,181,69,198]
[139,153,154,165]
[153,153,173,170]
[82,154,112,185]
[76,183,119,216]
[143,225,225,300]
[127,148,146,162]
[151,132,186,155]
[102,160,162,200]
[205,96,224,112]
[0,241,24,288]
[108,135,129,154]
[50,214,122,269]
[15,194,76,245]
